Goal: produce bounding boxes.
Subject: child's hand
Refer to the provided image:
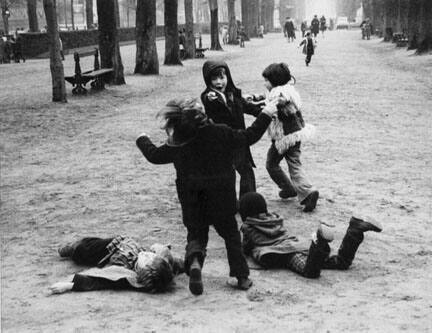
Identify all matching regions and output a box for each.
[207,91,218,101]
[261,99,279,116]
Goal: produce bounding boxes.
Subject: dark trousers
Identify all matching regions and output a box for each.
[70,237,113,266]
[184,215,250,278]
[236,162,256,199]
[306,53,313,65]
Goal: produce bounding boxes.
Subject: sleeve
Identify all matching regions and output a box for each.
[136,136,175,165]
[241,97,264,117]
[241,226,254,255]
[230,112,272,148]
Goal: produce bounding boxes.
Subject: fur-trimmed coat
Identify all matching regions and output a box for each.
[266,84,315,154]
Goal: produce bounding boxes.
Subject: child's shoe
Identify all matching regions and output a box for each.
[279,189,297,199]
[237,277,253,290]
[58,243,76,258]
[189,257,203,296]
[349,216,382,233]
[301,190,319,212]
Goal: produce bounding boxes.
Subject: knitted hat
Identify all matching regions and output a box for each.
[262,63,292,87]
[239,192,268,221]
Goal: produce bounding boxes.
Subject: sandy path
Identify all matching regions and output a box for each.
[1,30,432,332]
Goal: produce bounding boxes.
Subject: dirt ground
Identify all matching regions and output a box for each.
[1,30,431,332]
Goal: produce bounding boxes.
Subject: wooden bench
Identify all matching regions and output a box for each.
[65,48,113,95]
[393,32,408,47]
[194,34,208,58]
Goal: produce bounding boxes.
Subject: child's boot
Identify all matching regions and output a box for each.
[58,241,80,258]
[301,190,319,212]
[237,277,253,290]
[302,222,333,278]
[189,257,203,295]
[323,216,382,270]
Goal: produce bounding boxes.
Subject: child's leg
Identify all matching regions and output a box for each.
[213,216,250,279]
[68,237,114,266]
[323,216,382,270]
[184,225,209,273]
[284,145,315,203]
[236,162,256,198]
[266,144,297,198]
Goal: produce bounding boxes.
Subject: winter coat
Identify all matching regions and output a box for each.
[311,18,320,34]
[201,60,263,167]
[241,213,309,268]
[266,84,315,154]
[136,113,271,227]
[300,37,315,55]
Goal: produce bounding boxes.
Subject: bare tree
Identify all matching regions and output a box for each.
[86,0,94,28]
[42,0,67,102]
[71,0,75,30]
[209,0,222,50]
[27,0,39,32]
[227,0,238,44]
[97,0,126,84]
[135,0,159,74]
[417,0,432,53]
[184,0,195,59]
[164,0,182,65]
[1,0,10,35]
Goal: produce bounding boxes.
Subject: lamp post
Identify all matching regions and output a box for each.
[1,0,10,36]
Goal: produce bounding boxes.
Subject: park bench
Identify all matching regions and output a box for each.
[65,48,113,95]
[194,34,208,58]
[392,32,408,47]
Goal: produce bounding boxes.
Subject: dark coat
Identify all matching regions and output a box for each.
[136,113,271,228]
[241,213,309,268]
[201,60,263,167]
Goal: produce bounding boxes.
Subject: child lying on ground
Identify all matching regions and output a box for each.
[49,236,184,294]
[239,192,382,278]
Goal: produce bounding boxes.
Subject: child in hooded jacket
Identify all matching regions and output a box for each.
[239,192,383,278]
[299,32,315,66]
[201,60,265,199]
[262,63,318,212]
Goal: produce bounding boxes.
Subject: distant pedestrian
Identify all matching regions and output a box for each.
[0,35,5,64]
[221,25,229,44]
[311,15,320,38]
[284,17,296,42]
[13,35,25,63]
[261,63,318,211]
[320,15,327,37]
[299,32,316,66]
[238,25,246,48]
[300,20,307,37]
[258,24,264,38]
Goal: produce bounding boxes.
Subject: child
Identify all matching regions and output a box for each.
[299,32,315,66]
[262,63,318,212]
[239,192,383,278]
[49,236,184,294]
[136,97,278,295]
[201,60,265,199]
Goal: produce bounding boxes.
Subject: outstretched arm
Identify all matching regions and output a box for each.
[136,134,175,165]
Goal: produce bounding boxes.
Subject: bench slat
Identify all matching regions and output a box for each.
[82,68,114,78]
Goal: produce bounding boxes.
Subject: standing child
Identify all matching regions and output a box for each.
[262,63,318,212]
[201,60,264,199]
[299,32,315,66]
[136,98,278,295]
[239,192,383,278]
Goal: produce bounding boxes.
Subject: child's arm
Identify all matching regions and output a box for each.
[241,96,265,117]
[136,135,175,164]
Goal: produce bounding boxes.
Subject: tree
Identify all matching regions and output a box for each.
[1,0,10,35]
[184,0,195,59]
[417,0,432,53]
[86,0,94,29]
[164,0,182,65]
[42,0,67,102]
[97,0,126,84]
[27,0,38,32]
[135,0,159,74]
[209,0,222,50]
[71,0,75,30]
[227,0,238,44]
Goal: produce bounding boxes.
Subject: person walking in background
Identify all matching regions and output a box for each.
[284,17,296,43]
[238,25,246,47]
[221,25,229,45]
[239,192,383,278]
[320,15,327,38]
[300,20,307,37]
[261,63,318,212]
[311,15,320,38]
[299,32,316,66]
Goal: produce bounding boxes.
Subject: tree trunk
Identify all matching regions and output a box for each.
[27,0,39,32]
[184,0,195,59]
[227,0,238,44]
[241,0,250,40]
[97,0,126,84]
[86,0,94,29]
[209,0,222,50]
[135,0,159,74]
[2,0,10,35]
[71,0,75,30]
[417,0,432,53]
[164,0,182,65]
[42,0,67,103]
[407,0,420,49]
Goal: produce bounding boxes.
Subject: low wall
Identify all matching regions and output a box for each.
[19,23,216,58]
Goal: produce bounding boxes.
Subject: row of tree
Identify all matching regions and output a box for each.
[338,0,432,54]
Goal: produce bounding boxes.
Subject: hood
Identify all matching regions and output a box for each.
[202,60,240,95]
[242,213,287,237]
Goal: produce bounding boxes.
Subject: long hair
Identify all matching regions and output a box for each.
[157,98,207,147]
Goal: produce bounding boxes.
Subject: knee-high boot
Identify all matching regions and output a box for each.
[302,223,333,278]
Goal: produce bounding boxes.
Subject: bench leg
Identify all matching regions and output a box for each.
[72,83,87,95]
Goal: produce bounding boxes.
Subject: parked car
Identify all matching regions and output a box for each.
[336,17,349,30]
